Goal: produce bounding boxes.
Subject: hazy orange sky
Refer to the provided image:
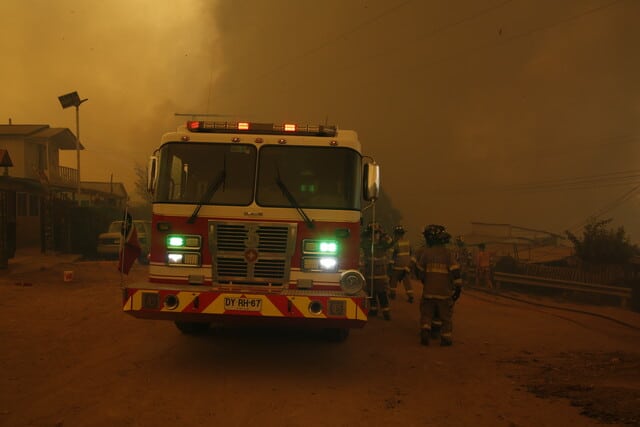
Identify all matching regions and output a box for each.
[2,0,639,242]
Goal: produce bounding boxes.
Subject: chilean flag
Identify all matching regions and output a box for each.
[118,213,141,275]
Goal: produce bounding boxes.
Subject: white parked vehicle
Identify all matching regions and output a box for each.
[97,220,151,264]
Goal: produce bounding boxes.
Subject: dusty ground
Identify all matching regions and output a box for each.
[1,258,640,427]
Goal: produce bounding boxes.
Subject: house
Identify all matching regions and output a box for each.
[80,181,128,208]
[463,222,571,264]
[0,123,128,257]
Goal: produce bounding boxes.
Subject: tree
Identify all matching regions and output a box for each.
[133,162,153,204]
[361,189,403,234]
[565,218,638,265]
[130,163,152,220]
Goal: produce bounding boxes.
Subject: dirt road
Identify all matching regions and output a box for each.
[1,260,639,427]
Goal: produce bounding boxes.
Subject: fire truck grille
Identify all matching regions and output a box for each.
[210,221,296,285]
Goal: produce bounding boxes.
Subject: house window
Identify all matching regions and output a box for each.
[16,193,40,217]
[29,194,40,216]
[16,193,27,216]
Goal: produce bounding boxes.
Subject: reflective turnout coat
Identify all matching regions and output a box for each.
[361,235,393,291]
[415,245,461,299]
[391,237,412,271]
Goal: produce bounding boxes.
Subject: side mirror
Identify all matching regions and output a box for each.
[147,156,158,194]
[363,161,380,201]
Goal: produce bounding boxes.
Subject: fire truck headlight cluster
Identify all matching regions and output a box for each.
[166,234,202,267]
[167,252,201,266]
[339,270,365,295]
[302,239,339,272]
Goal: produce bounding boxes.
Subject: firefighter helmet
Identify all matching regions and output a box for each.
[423,224,451,246]
[365,222,384,235]
[393,225,406,235]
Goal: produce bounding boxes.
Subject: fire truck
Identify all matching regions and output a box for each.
[122,119,380,341]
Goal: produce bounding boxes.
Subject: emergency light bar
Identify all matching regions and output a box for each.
[186,121,337,137]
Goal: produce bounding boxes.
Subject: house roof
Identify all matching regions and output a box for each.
[81,181,128,199]
[0,149,13,167]
[0,124,49,136]
[0,124,83,149]
[516,245,574,264]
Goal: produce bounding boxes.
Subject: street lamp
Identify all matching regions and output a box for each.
[58,91,88,202]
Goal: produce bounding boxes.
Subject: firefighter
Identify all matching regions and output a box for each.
[388,225,415,303]
[453,235,472,286]
[361,222,394,320]
[415,224,462,346]
[475,243,493,289]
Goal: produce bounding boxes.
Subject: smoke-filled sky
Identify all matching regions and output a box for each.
[2,0,639,242]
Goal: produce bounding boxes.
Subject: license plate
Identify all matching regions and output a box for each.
[223,296,262,312]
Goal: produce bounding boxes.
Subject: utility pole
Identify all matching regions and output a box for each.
[58,91,88,203]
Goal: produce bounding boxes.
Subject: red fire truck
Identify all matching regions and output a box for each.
[122,120,380,340]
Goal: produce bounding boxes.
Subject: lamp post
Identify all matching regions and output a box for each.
[58,91,88,202]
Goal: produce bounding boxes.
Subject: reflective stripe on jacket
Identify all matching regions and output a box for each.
[392,238,412,270]
[417,245,461,298]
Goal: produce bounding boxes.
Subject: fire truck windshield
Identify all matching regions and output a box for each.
[154,142,361,211]
[155,142,256,205]
[256,145,361,210]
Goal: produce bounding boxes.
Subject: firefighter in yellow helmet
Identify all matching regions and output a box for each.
[388,225,415,303]
[360,222,394,320]
[415,224,462,346]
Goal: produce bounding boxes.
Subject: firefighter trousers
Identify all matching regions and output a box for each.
[389,268,414,298]
[367,278,390,313]
[420,297,454,339]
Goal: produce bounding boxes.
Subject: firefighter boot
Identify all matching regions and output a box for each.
[440,336,452,346]
[388,290,396,300]
[382,309,391,321]
[420,329,430,346]
[431,320,442,339]
[407,294,414,304]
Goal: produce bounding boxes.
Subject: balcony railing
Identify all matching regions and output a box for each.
[47,166,78,187]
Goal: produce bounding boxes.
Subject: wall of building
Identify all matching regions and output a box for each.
[0,138,25,177]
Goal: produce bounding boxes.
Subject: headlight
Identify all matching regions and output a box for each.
[302,256,338,272]
[319,257,337,270]
[340,269,365,295]
[167,234,202,249]
[167,252,201,266]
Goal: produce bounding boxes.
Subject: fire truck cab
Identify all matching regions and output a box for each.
[122,120,380,341]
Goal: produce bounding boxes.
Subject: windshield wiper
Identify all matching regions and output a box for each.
[187,166,226,224]
[276,169,314,229]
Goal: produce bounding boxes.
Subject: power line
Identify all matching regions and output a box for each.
[279,0,517,95]
[272,0,624,95]
[496,170,640,193]
[326,0,515,76]
[565,184,640,233]
[215,0,415,104]
[440,169,640,196]
[215,0,515,105]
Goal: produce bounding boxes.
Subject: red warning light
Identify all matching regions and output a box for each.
[284,124,296,132]
[187,121,200,130]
